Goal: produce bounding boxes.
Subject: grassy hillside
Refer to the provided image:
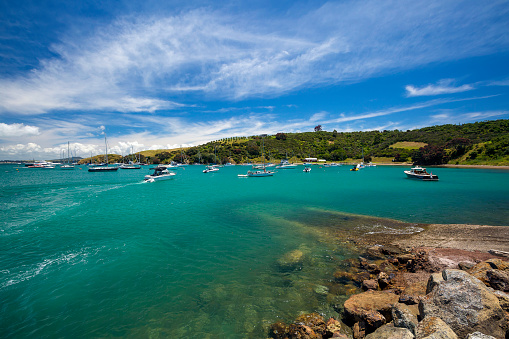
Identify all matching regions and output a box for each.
[80,120,509,166]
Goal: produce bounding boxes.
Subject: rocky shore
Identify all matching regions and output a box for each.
[268,223,509,338]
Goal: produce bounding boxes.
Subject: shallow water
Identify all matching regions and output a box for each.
[1,164,508,337]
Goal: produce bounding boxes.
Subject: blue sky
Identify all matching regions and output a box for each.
[1,0,509,160]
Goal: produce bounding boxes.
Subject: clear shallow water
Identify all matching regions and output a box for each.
[1,164,508,338]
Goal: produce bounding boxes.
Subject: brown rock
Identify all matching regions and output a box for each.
[352,321,364,339]
[392,303,418,335]
[365,322,414,339]
[294,313,326,337]
[397,254,416,264]
[486,269,509,292]
[399,280,427,305]
[425,272,444,294]
[325,317,341,337]
[378,272,390,289]
[493,290,509,311]
[485,258,509,271]
[361,279,378,291]
[415,316,458,339]
[287,323,319,339]
[343,290,399,333]
[269,321,289,339]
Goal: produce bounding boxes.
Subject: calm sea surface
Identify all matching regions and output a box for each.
[1,164,508,338]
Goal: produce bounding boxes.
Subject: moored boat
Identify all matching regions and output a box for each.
[144,167,176,182]
[404,166,439,181]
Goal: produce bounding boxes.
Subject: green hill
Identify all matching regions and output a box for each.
[80,119,509,166]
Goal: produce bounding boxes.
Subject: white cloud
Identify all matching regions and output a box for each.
[1,1,508,114]
[0,123,40,137]
[406,79,474,97]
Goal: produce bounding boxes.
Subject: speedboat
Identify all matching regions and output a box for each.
[144,167,176,182]
[303,166,311,172]
[404,166,439,181]
[203,165,219,173]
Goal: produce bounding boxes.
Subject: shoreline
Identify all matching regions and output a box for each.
[356,223,509,253]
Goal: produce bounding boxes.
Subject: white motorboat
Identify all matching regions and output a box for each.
[404,166,439,181]
[203,165,219,173]
[144,167,176,182]
[275,159,297,169]
[303,166,311,172]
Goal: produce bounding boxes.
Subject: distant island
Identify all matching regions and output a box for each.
[75,119,509,166]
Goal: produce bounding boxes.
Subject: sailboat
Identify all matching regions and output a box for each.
[203,146,220,173]
[61,142,75,170]
[240,135,274,177]
[120,146,141,169]
[88,135,118,172]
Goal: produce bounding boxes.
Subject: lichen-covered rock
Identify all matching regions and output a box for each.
[492,290,509,311]
[465,331,497,338]
[287,323,319,339]
[419,269,507,338]
[392,303,418,335]
[415,316,458,338]
[365,322,414,339]
[324,317,341,337]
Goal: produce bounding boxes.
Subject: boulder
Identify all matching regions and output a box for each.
[324,317,342,337]
[399,280,427,305]
[287,323,320,339]
[458,261,475,271]
[269,321,289,339]
[419,269,508,338]
[365,322,414,339]
[492,290,509,311]
[425,273,444,294]
[415,316,458,339]
[277,249,304,271]
[392,303,418,335]
[343,290,399,332]
[486,269,509,292]
[361,279,378,291]
[294,313,326,337]
[465,332,497,339]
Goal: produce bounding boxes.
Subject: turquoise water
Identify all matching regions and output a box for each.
[1,164,508,338]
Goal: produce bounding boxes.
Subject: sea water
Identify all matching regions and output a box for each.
[1,164,508,338]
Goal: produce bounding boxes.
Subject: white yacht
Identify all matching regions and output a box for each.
[203,165,219,173]
[404,166,439,181]
[144,167,176,182]
[275,159,297,169]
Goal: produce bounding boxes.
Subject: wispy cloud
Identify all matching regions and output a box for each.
[406,79,475,97]
[1,1,508,114]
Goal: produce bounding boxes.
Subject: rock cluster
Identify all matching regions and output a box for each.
[268,246,509,339]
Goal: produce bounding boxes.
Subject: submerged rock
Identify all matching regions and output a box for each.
[277,249,304,272]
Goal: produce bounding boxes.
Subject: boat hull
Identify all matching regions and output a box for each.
[144,173,175,182]
[404,171,439,181]
[88,167,118,172]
